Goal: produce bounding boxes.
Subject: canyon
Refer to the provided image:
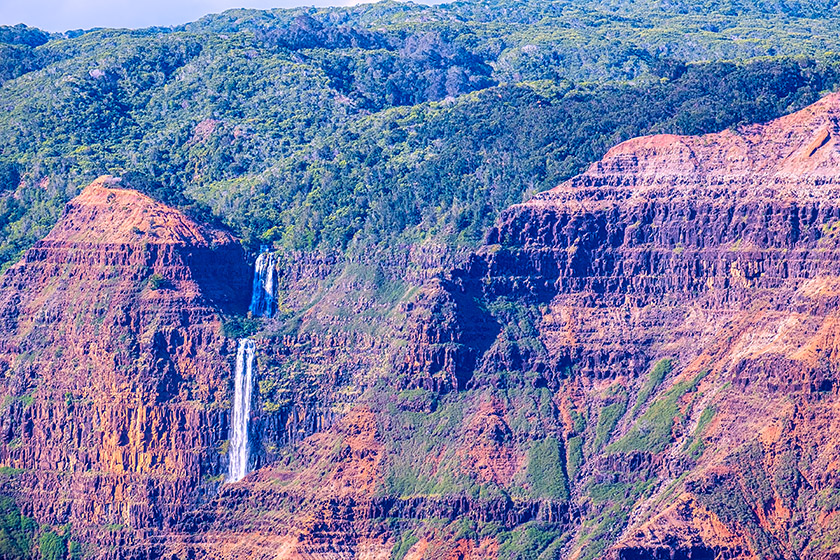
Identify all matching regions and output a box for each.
[4,93,840,559]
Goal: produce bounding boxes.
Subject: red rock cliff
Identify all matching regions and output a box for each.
[461,91,840,558]
[150,94,840,560]
[0,176,250,551]
[9,91,840,560]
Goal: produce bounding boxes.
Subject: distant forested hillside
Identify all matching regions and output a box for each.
[1,0,840,270]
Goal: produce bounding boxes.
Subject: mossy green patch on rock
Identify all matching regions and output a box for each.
[527,436,569,501]
[611,370,708,454]
[0,496,36,560]
[633,358,673,413]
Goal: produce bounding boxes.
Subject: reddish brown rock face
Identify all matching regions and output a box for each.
[0,177,250,550]
[9,94,840,560]
[470,92,840,384]
[275,91,840,559]
[458,91,840,558]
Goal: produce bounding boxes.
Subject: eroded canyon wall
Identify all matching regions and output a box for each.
[9,94,840,560]
[0,177,251,551]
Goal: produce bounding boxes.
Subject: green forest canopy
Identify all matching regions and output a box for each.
[1,0,840,271]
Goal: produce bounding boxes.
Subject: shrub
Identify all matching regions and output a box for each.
[594,389,628,450]
[147,273,168,291]
[611,370,708,454]
[566,436,584,480]
[0,496,36,560]
[633,358,673,412]
[39,531,66,560]
[0,161,19,192]
[391,532,419,560]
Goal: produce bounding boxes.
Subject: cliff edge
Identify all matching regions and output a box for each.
[0,177,250,551]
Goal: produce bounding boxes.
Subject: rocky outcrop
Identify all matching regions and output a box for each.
[153,406,571,559]
[453,92,840,558]
[466,92,840,384]
[134,91,840,560]
[392,279,501,393]
[0,177,250,550]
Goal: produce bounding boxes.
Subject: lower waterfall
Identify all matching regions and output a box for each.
[249,248,277,317]
[227,338,256,483]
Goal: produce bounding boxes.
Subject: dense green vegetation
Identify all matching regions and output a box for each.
[390,531,420,560]
[497,524,567,560]
[1,0,840,273]
[611,370,708,453]
[526,437,569,500]
[4,1,840,556]
[39,531,67,560]
[0,492,79,560]
[565,436,584,480]
[0,496,35,560]
[632,358,672,412]
[594,386,627,449]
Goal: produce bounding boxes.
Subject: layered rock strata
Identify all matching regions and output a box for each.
[455,91,840,558]
[235,91,840,559]
[0,177,250,547]
[149,91,840,560]
[8,92,840,559]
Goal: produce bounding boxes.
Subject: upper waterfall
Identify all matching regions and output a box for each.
[249,247,277,317]
[227,338,256,483]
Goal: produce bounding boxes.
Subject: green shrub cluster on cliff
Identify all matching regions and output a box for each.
[1,0,840,271]
[0,496,35,560]
[0,493,81,560]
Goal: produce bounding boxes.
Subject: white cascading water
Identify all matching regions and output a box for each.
[249,247,277,317]
[227,338,256,483]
